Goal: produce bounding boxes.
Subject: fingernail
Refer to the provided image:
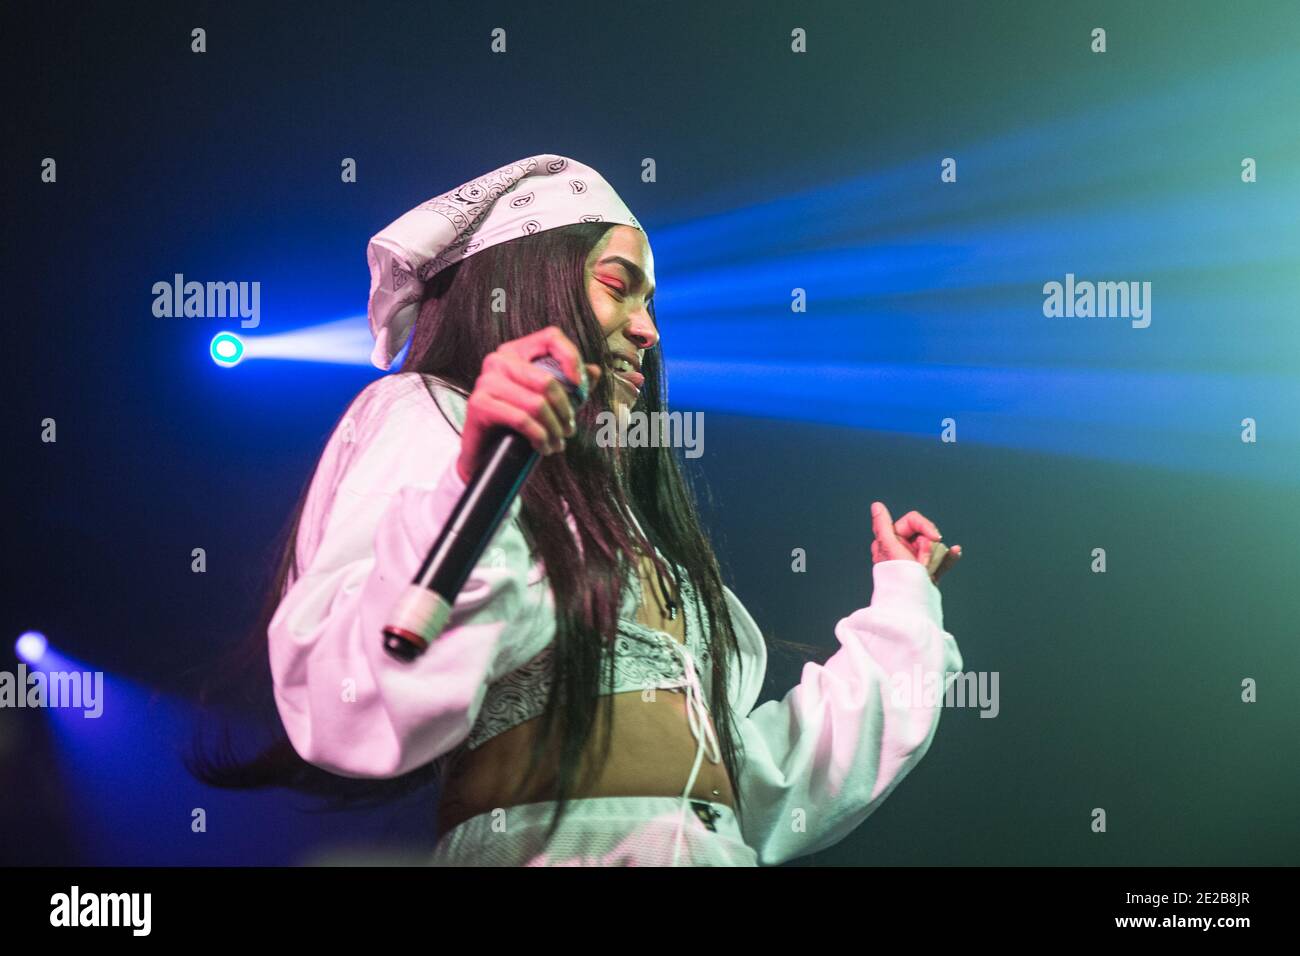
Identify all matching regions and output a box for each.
[871,502,881,516]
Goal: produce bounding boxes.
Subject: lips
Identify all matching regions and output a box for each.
[612,367,644,399]
[614,367,644,389]
[608,351,644,399]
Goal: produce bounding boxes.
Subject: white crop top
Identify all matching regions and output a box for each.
[267,371,964,865]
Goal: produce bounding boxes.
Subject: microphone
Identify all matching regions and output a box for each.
[381,356,588,662]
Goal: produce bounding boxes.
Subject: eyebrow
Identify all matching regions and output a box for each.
[596,255,655,300]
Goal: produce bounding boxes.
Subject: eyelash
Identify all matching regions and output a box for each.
[600,278,653,309]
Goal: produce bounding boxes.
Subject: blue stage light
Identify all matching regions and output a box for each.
[211,332,245,367]
[15,631,48,664]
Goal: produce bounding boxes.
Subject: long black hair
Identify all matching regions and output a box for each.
[189,221,789,845]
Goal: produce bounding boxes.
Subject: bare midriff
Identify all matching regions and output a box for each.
[435,555,736,834]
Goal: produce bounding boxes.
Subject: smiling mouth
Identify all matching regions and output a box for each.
[609,353,644,400]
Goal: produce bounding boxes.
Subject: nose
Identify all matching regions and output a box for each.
[626,305,659,351]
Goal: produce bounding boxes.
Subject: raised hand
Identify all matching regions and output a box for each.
[870,501,963,586]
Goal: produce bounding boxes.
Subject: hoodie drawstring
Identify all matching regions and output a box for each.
[664,639,722,867]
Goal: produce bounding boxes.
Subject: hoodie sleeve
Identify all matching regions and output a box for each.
[725,560,963,866]
[267,374,555,779]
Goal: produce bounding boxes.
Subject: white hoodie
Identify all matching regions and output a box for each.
[267,372,964,866]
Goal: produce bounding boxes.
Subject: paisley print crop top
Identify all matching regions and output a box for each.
[458,555,714,752]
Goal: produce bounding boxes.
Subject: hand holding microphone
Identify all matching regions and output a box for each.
[382,328,602,662]
[457,326,603,481]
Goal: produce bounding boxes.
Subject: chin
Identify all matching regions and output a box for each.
[608,389,638,416]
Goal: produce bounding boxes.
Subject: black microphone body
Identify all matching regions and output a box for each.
[382,357,586,662]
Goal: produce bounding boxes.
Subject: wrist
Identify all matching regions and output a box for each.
[870,560,944,627]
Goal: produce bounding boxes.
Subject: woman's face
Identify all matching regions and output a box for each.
[584,225,658,412]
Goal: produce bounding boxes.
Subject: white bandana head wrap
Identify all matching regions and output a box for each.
[365,153,643,369]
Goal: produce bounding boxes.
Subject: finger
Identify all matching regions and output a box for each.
[870,502,911,560]
[472,393,556,455]
[584,362,604,402]
[542,326,584,386]
[488,348,566,393]
[497,328,552,361]
[895,510,941,542]
[481,376,568,450]
[932,545,962,583]
[917,534,935,566]
[499,327,585,389]
[870,501,896,544]
[495,358,577,435]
